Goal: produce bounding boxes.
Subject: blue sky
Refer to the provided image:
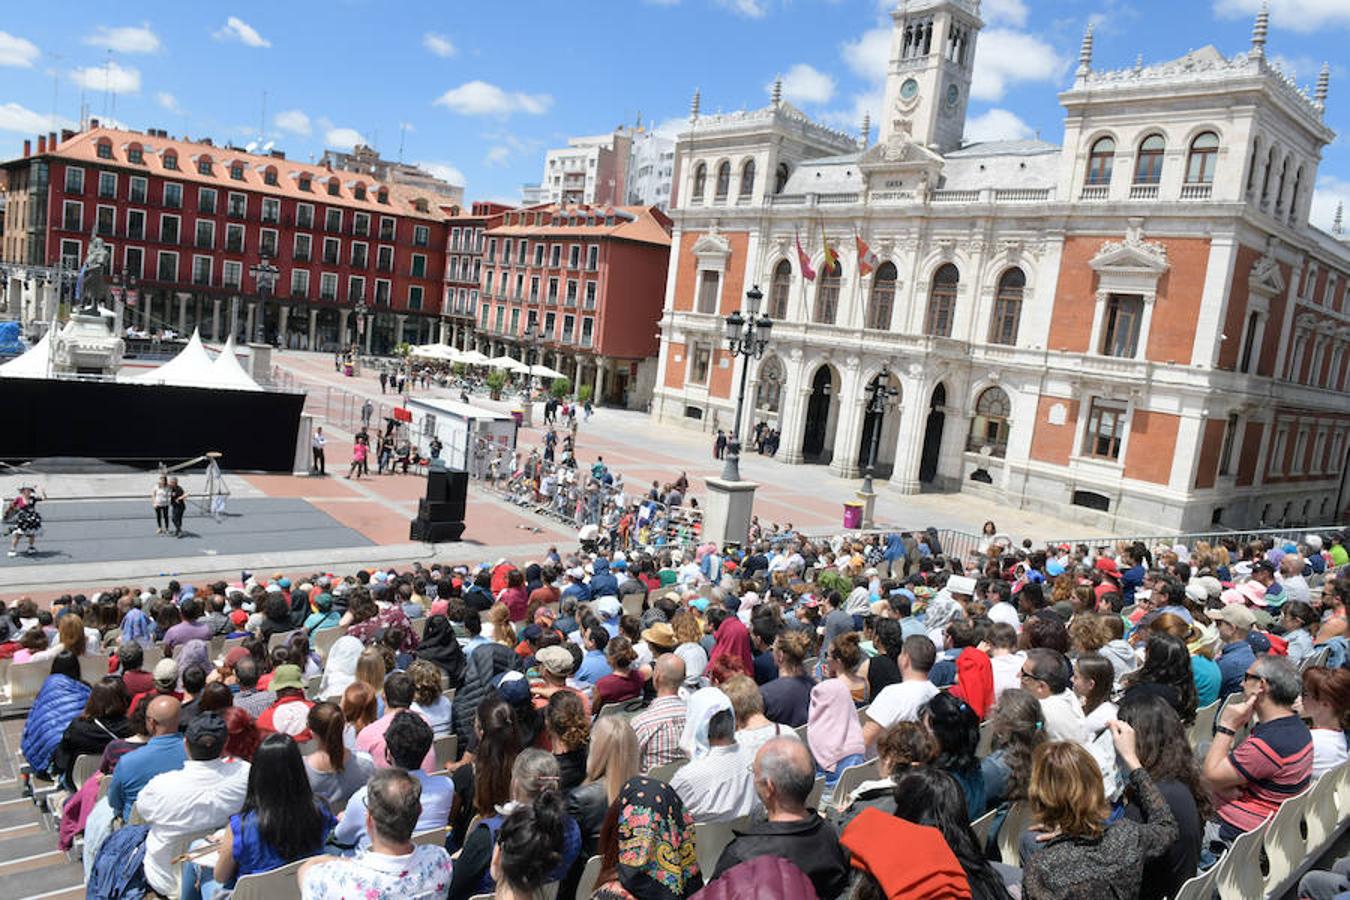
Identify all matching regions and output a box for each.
[2,0,1349,229]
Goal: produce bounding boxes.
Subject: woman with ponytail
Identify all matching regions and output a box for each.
[447,748,581,900]
[303,701,375,810]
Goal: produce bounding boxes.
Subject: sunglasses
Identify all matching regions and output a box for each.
[1019,670,1045,683]
[1242,671,1266,684]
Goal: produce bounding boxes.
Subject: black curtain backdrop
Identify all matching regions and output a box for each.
[2,379,304,471]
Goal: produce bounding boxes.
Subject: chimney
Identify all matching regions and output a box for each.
[89,117,99,129]
[22,140,31,157]
[37,135,46,153]
[48,132,57,150]
[60,129,74,143]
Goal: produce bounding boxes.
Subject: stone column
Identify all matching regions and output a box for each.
[308,309,319,350]
[395,314,406,346]
[888,374,928,494]
[211,298,222,340]
[142,290,153,329]
[278,306,290,345]
[245,302,257,343]
[594,355,606,403]
[363,315,374,354]
[776,357,810,465]
[338,309,351,347]
[176,293,189,334]
[829,360,867,479]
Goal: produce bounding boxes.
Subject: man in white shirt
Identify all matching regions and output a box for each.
[135,712,250,897]
[312,427,327,475]
[1019,648,1088,744]
[670,709,756,824]
[861,635,940,749]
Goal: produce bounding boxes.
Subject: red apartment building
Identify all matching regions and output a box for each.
[0,122,447,353]
[440,201,512,350]
[476,202,672,407]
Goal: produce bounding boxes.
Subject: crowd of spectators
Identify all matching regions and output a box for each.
[2,525,1348,899]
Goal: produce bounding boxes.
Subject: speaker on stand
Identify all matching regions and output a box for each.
[409,459,467,542]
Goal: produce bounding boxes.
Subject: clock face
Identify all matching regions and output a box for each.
[900,78,919,100]
[945,84,960,107]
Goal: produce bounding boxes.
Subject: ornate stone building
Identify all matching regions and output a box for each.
[652,0,1350,531]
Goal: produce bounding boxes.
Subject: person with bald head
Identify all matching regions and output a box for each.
[631,653,687,771]
[712,737,850,898]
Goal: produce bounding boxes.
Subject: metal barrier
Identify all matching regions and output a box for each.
[1044,524,1343,551]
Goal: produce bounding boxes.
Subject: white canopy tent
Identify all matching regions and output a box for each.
[209,335,263,392]
[0,331,51,379]
[456,349,491,366]
[129,329,217,387]
[409,343,460,362]
[487,355,530,373]
[526,363,566,380]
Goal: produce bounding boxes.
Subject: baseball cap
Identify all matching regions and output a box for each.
[536,645,575,677]
[185,712,228,757]
[153,659,179,688]
[594,596,621,618]
[1209,605,1257,630]
[493,670,530,705]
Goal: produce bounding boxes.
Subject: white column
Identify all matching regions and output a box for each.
[776,354,810,465]
[176,293,189,334]
[211,298,222,340]
[245,302,257,342]
[278,305,290,344]
[309,309,319,350]
[889,375,928,494]
[338,309,351,347]
[395,314,406,346]
[829,360,867,479]
[363,316,374,354]
[594,355,606,402]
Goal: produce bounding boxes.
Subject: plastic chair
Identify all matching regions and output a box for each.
[807,775,825,811]
[976,720,994,758]
[79,654,111,686]
[694,815,747,879]
[575,854,603,900]
[647,759,688,783]
[72,753,102,787]
[793,723,808,744]
[412,826,450,846]
[1298,646,1330,672]
[433,735,459,769]
[4,659,50,707]
[995,801,1033,867]
[1213,817,1270,900]
[228,859,306,900]
[267,629,300,651]
[1305,762,1347,858]
[1172,862,1219,900]
[1262,787,1313,896]
[969,806,998,848]
[829,758,880,810]
[411,618,428,638]
[1188,700,1221,750]
[313,627,344,659]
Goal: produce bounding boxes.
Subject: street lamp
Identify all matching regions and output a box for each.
[721,285,774,482]
[860,362,899,494]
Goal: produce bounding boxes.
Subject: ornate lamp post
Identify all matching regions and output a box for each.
[860,362,899,495]
[720,285,774,483]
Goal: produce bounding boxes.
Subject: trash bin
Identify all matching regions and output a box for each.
[843,501,863,530]
[511,408,524,425]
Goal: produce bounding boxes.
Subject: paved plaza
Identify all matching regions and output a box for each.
[0,349,1108,596]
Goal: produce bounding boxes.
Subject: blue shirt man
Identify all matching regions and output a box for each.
[575,627,613,685]
[107,730,187,819]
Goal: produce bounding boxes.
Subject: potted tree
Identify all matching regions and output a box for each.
[486,368,508,401]
[549,377,571,400]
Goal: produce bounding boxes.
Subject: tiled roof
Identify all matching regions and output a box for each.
[485,203,672,246]
[36,125,444,221]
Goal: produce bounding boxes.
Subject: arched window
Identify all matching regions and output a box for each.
[1086,137,1115,186]
[769,259,792,319]
[774,162,790,194]
[162,150,178,171]
[968,386,1011,457]
[96,138,113,160]
[1133,134,1164,185]
[866,262,897,330]
[126,143,144,164]
[739,159,755,198]
[1276,156,1290,209]
[1289,165,1304,220]
[692,163,706,201]
[1261,146,1277,202]
[754,355,785,413]
[1186,132,1219,184]
[925,263,959,337]
[988,267,1025,345]
[263,166,278,186]
[377,188,389,204]
[327,177,341,196]
[714,161,731,200]
[814,259,842,324]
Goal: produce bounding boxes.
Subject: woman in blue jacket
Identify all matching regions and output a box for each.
[20,651,90,778]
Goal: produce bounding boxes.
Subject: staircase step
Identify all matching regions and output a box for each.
[0,857,85,899]
[0,804,41,830]
[0,832,67,877]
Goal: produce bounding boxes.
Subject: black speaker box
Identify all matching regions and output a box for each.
[410,464,468,542]
[410,519,465,542]
[418,498,466,522]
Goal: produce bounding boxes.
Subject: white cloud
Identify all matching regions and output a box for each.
[964,108,1035,143]
[416,160,465,186]
[324,126,366,149]
[971,28,1068,101]
[820,86,886,132]
[70,61,141,94]
[274,109,311,135]
[484,146,511,166]
[717,0,767,16]
[841,27,891,81]
[434,80,552,117]
[423,32,456,57]
[771,63,836,105]
[1213,0,1350,31]
[0,31,40,68]
[84,23,161,54]
[0,102,73,134]
[982,0,1029,27]
[1310,175,1350,233]
[156,91,182,114]
[214,17,270,48]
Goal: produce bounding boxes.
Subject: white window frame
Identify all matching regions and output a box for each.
[296,202,315,229]
[95,204,116,236]
[587,244,599,270]
[191,254,213,286]
[195,218,215,249]
[379,216,396,240]
[375,278,392,306]
[409,285,425,309]
[294,233,312,260]
[126,208,146,240]
[1073,395,1132,464]
[227,191,247,217]
[290,268,311,297]
[163,182,183,209]
[351,241,368,268]
[225,223,246,254]
[98,171,117,200]
[62,200,83,232]
[584,281,597,309]
[354,212,370,237]
[198,186,218,214]
[1270,426,1289,476]
[124,245,145,279]
[349,275,366,303]
[411,253,427,278]
[59,238,82,268]
[64,166,85,194]
[259,227,279,258]
[261,197,281,224]
[159,213,181,244]
[325,208,343,232]
[129,175,148,204]
[414,224,430,247]
[320,272,339,301]
[1291,426,1309,475]
[222,260,243,288]
[157,250,179,281]
[377,245,394,272]
[322,236,341,265]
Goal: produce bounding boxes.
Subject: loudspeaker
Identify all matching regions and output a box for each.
[410,465,468,542]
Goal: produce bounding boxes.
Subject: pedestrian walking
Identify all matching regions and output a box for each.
[152,475,172,533]
[361,398,374,428]
[379,371,388,394]
[714,429,727,459]
[347,439,367,480]
[312,427,327,475]
[5,485,46,556]
[168,477,187,538]
[429,437,443,460]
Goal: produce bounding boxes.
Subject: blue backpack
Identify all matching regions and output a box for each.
[87,823,150,900]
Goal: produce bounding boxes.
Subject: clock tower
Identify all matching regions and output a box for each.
[879,0,982,153]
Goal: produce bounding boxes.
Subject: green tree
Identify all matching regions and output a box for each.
[578,384,593,405]
[485,368,508,399]
[549,377,571,399]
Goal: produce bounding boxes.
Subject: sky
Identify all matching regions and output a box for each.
[2,0,1349,231]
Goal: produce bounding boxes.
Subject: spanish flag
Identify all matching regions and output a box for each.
[821,225,839,274]
[856,233,878,277]
[795,229,816,282]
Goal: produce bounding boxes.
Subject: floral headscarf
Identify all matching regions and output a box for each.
[613,776,702,900]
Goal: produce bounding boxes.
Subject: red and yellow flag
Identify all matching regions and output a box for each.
[856,233,878,276]
[821,225,838,274]
[795,229,816,282]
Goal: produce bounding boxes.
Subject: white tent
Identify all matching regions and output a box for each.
[527,363,566,379]
[457,349,491,366]
[409,343,459,362]
[487,355,530,373]
[129,329,222,388]
[209,335,263,391]
[0,330,51,379]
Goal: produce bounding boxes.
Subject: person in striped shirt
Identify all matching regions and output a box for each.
[1202,654,1312,844]
[632,654,687,772]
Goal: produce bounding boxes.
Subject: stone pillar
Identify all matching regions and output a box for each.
[142,290,153,329]
[594,355,606,403]
[702,477,759,547]
[176,293,189,335]
[308,308,319,350]
[338,309,351,347]
[831,395,869,479]
[888,376,928,494]
[278,306,290,346]
[363,315,374,354]
[245,302,257,343]
[211,298,222,340]
[395,314,406,346]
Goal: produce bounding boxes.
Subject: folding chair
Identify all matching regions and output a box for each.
[694,816,747,880]
[1304,764,1344,858]
[228,859,306,900]
[1172,862,1219,900]
[575,855,603,900]
[969,806,999,849]
[1213,817,1271,900]
[433,735,459,769]
[72,754,102,788]
[1188,700,1221,750]
[976,720,994,758]
[4,659,50,708]
[267,629,299,651]
[647,759,687,783]
[412,826,450,846]
[995,801,1033,867]
[1262,788,1313,897]
[313,628,344,659]
[793,723,809,744]
[829,758,880,810]
[79,654,111,685]
[807,775,825,811]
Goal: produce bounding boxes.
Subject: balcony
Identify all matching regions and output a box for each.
[294,250,311,262]
[1180,183,1212,200]
[1129,183,1159,200]
[1079,185,1109,201]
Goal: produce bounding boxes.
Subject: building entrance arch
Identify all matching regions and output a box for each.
[801,364,839,463]
[919,383,947,484]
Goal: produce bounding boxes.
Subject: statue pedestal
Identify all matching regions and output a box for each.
[856,485,878,529]
[702,476,758,548]
[51,312,123,376]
